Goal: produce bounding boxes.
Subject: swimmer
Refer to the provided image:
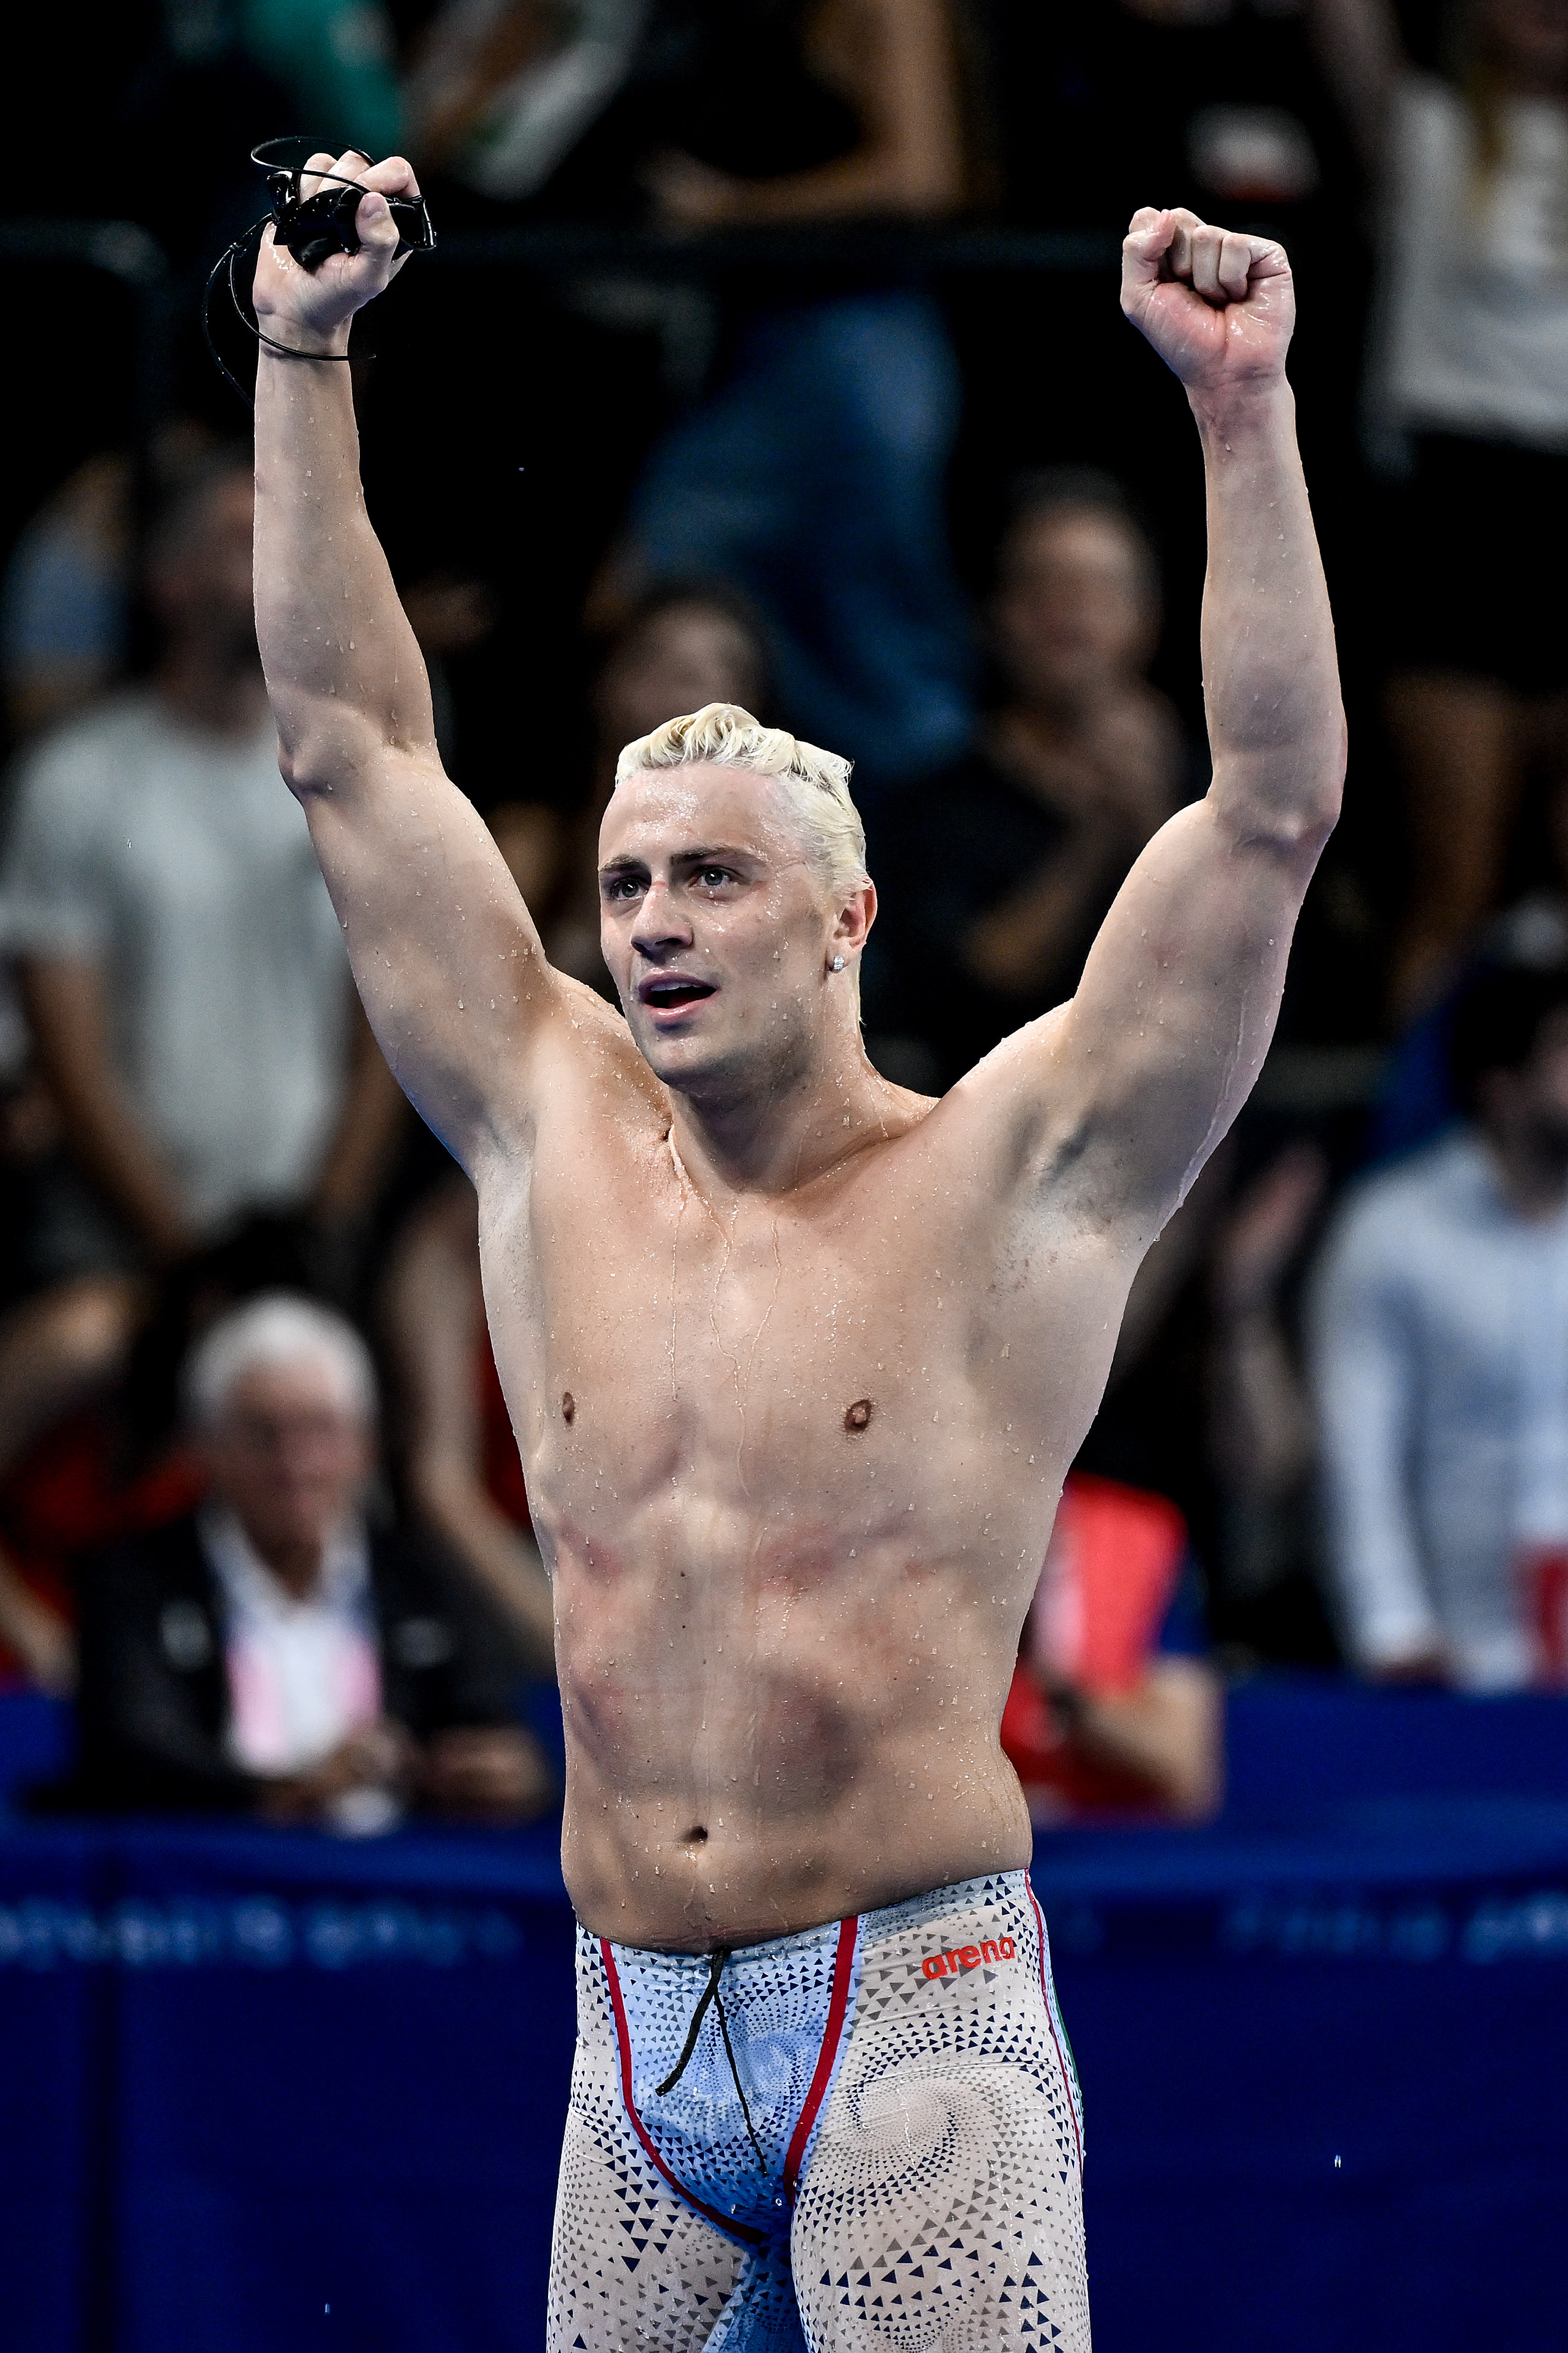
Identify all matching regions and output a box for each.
[251,167,1343,2351]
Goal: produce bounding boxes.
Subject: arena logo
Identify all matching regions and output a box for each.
[920,1937,1015,1979]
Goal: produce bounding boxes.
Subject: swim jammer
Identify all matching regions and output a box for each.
[548,1869,1088,2350]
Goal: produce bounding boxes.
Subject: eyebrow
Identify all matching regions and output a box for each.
[598,845,757,877]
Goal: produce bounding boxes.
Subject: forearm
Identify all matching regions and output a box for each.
[1193,384,1345,845]
[0,1554,75,1692]
[720,146,959,226]
[55,1097,190,1256]
[1074,1661,1223,1818]
[253,342,435,792]
[22,962,192,1255]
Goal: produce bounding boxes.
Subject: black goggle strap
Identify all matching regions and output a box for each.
[252,139,435,255]
[202,141,432,406]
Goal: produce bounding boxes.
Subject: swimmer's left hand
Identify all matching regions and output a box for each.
[1120,206,1295,400]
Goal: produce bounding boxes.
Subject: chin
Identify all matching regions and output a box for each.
[634,1014,813,1105]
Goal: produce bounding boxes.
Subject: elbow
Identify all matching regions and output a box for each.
[276,734,341,806]
[275,714,381,805]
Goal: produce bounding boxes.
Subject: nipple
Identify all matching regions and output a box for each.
[843,1398,873,1434]
[562,1392,575,1424]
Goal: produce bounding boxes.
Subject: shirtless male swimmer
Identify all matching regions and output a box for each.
[251,162,1343,2352]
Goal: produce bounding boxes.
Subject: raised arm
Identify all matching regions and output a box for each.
[250,151,568,1170]
[1012,209,1345,1243]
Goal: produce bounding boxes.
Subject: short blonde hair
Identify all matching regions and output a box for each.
[615,704,869,905]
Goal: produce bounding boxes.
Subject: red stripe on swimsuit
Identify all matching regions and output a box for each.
[600,1938,769,2247]
[783,1914,860,2204]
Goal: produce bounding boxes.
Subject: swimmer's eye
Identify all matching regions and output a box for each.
[602,874,645,902]
[695,866,735,889]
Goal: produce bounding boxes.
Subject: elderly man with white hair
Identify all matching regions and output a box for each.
[74,1294,552,1826]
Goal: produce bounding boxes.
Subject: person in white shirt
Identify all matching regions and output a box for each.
[1310,961,1568,1689]
[1312,0,1568,1017]
[74,1293,551,1824]
[0,454,405,1600]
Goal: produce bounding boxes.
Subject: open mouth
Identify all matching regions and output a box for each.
[639,975,716,1011]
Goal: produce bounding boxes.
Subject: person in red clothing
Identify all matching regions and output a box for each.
[1001,1471,1223,1820]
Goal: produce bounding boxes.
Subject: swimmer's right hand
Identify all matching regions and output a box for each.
[251,148,421,356]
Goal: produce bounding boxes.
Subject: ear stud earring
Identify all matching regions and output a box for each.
[830,955,845,972]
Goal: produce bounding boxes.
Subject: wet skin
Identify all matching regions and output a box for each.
[251,171,1345,1949]
[473,765,1126,1950]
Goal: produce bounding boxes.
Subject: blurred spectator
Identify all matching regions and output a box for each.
[869,468,1185,1091]
[382,1177,553,1665]
[1000,1473,1222,1821]
[2,455,135,746]
[488,577,773,991]
[0,451,404,1483]
[1,427,228,748]
[1000,0,1343,229]
[1207,1142,1330,1627]
[118,0,403,266]
[1310,962,1568,1689]
[1310,0,1568,1017]
[74,1294,551,1823]
[589,0,987,789]
[0,1554,76,1694]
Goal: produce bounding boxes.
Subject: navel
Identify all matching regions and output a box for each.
[843,1398,873,1434]
[562,1391,576,1425]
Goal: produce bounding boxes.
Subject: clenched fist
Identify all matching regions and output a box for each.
[252,148,423,356]
[1120,206,1294,399]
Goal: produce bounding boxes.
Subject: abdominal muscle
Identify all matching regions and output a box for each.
[549,1497,1037,1953]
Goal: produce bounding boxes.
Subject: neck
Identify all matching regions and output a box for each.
[669,1034,916,1199]
[1486,1126,1568,1220]
[156,645,269,738]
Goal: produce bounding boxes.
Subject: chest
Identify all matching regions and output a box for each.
[482,1130,1108,1537]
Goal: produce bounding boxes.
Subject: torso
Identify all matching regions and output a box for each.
[479,991,1133,1949]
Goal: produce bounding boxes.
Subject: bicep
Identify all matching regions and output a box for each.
[295,747,562,1168]
[1040,792,1325,1227]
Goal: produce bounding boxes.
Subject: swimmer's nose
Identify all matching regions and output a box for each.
[630,876,695,956]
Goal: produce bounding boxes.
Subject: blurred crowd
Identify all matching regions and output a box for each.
[1,0,1567,1830]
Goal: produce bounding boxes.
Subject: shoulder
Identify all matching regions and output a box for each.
[892,1006,1077,1192]
[529,975,667,1119]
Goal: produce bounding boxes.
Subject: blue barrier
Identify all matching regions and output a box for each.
[0,1685,1565,2352]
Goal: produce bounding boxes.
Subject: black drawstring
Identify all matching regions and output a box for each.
[655,1947,766,2171]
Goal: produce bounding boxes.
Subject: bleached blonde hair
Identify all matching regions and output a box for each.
[615,704,869,905]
